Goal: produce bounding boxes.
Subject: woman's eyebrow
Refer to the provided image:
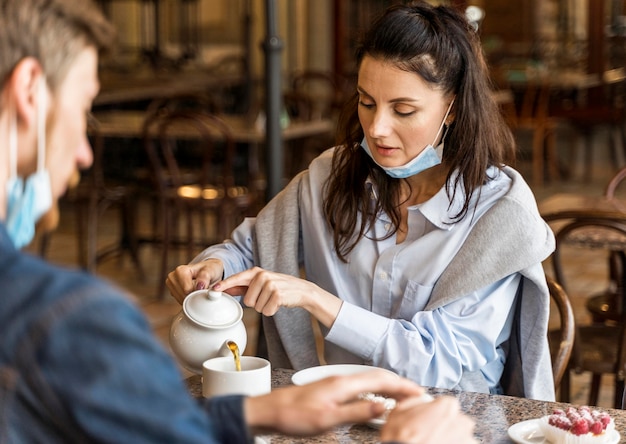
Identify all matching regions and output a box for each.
[356,86,420,104]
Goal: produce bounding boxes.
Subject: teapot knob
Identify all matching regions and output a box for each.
[207,290,222,301]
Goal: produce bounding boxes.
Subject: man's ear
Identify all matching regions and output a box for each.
[8,57,43,128]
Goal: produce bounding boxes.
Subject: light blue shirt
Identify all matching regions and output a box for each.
[195,156,521,391]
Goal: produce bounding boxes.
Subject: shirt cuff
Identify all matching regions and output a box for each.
[326,302,390,360]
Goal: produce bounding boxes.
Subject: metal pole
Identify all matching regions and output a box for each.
[262,0,284,200]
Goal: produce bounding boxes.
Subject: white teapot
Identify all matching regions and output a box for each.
[169,289,248,374]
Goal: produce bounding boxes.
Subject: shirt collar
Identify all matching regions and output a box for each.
[366,167,504,230]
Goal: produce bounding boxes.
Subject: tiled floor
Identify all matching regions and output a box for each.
[27,124,626,406]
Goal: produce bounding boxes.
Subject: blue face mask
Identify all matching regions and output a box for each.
[361,98,454,179]
[5,78,52,249]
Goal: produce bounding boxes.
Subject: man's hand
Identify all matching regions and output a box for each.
[382,395,478,443]
[243,369,424,436]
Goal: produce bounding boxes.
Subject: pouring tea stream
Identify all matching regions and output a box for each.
[169,289,247,374]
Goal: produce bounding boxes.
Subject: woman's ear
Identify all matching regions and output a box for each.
[9,57,43,129]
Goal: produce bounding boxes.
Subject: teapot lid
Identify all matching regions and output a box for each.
[183,290,243,328]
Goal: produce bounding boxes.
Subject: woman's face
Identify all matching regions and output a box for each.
[357,55,453,168]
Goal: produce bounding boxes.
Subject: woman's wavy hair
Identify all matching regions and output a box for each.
[323,1,515,262]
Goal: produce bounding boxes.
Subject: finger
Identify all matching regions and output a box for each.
[214,268,257,292]
[314,371,424,404]
[245,278,277,315]
[165,275,185,303]
[190,264,215,291]
[166,266,194,303]
[221,285,251,298]
[258,286,281,316]
[321,398,388,425]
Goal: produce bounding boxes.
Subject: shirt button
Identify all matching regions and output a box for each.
[379,271,388,281]
[384,223,391,231]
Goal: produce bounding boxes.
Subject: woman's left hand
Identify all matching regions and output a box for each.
[213,267,342,327]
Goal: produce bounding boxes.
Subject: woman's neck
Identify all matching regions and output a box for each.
[400,163,450,206]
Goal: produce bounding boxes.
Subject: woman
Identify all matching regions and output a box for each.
[167,1,555,401]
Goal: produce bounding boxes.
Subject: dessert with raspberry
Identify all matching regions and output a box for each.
[539,406,616,443]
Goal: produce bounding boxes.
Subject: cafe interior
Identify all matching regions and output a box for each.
[26,0,626,419]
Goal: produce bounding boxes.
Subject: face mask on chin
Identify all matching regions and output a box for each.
[361,98,455,179]
[5,77,53,249]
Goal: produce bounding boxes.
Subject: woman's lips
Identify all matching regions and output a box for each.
[374,144,397,157]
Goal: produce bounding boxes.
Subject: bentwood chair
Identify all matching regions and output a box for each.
[547,276,575,392]
[282,70,350,176]
[42,114,144,276]
[142,109,258,299]
[551,70,626,183]
[544,211,626,407]
[498,79,560,186]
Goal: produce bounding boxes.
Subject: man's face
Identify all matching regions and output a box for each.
[46,46,98,202]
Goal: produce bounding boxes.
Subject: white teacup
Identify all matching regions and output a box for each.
[202,356,271,398]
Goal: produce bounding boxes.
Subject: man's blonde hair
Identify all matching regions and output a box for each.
[0,0,114,94]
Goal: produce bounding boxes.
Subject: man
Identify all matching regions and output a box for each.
[0,0,476,442]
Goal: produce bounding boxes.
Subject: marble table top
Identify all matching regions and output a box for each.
[186,368,626,443]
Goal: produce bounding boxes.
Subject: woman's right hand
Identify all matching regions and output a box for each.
[166,258,224,304]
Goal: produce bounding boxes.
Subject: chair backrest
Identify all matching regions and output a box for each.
[284,70,351,121]
[142,109,237,198]
[547,276,575,389]
[545,214,626,295]
[605,165,626,201]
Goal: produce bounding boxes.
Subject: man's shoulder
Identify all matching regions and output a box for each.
[0,251,130,326]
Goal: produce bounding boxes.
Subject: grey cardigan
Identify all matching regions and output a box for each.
[253,165,556,401]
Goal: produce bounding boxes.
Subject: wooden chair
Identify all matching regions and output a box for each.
[42,114,144,276]
[282,70,349,176]
[283,70,351,122]
[547,276,575,392]
[544,211,626,407]
[499,80,560,186]
[552,71,626,183]
[142,109,258,299]
[541,165,626,324]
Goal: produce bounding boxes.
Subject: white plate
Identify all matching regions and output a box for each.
[291,364,396,385]
[507,418,621,444]
[292,365,433,430]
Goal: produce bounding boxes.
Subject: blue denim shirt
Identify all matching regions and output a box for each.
[0,223,253,443]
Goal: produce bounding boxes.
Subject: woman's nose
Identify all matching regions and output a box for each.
[368,109,392,138]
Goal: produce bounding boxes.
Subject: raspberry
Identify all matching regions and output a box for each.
[599,413,611,427]
[590,421,604,435]
[570,418,590,436]
[546,405,612,437]
[549,415,572,430]
[566,407,581,423]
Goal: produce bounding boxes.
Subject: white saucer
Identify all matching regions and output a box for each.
[507,418,621,444]
[291,364,396,385]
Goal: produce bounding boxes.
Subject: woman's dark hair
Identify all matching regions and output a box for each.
[323,0,515,262]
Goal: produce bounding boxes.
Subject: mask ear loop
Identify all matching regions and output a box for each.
[431,97,455,146]
[37,77,46,173]
[9,101,17,180]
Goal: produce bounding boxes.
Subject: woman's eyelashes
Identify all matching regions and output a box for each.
[358,100,416,118]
